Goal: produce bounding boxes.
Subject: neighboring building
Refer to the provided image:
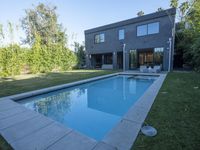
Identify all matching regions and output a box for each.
[84,8,176,71]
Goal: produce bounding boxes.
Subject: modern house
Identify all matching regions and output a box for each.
[84,8,176,71]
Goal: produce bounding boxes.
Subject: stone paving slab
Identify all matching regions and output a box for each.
[47,131,97,150]
[103,119,141,150]
[92,142,117,150]
[1,115,54,143]
[0,99,20,111]
[11,122,72,150]
[123,105,149,124]
[0,110,38,130]
[0,105,27,120]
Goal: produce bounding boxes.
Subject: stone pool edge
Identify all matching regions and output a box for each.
[0,72,166,150]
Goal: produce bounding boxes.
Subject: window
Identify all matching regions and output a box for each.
[148,22,159,34]
[104,54,113,64]
[119,29,125,40]
[94,33,105,43]
[137,22,160,36]
[129,50,137,69]
[154,47,164,66]
[137,25,147,36]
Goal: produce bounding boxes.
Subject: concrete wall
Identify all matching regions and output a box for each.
[85,8,176,71]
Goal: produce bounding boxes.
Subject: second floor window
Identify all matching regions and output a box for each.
[95,33,105,43]
[137,25,147,36]
[148,22,159,34]
[137,22,159,36]
[119,29,125,40]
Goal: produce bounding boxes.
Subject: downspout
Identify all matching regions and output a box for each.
[168,38,172,72]
[123,43,126,72]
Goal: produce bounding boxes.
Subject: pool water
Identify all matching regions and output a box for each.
[19,75,155,140]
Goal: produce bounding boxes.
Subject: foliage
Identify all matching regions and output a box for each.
[0,3,78,77]
[74,42,86,68]
[170,0,178,8]
[0,45,25,77]
[137,11,144,17]
[157,7,164,12]
[21,3,67,46]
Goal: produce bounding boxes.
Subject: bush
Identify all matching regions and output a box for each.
[0,43,77,77]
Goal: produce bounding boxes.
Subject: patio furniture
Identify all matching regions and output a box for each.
[140,65,148,73]
[102,64,113,69]
[152,65,161,73]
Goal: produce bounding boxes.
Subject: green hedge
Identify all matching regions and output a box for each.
[0,43,77,77]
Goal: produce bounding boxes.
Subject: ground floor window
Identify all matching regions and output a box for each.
[154,47,164,66]
[129,50,137,69]
[138,50,154,66]
[129,47,164,69]
[104,53,113,64]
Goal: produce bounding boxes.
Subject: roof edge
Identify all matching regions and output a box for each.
[85,8,176,34]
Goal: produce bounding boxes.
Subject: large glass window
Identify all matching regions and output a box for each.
[129,50,137,69]
[137,22,160,36]
[119,29,125,40]
[148,22,159,34]
[104,54,113,64]
[154,47,164,66]
[137,25,147,36]
[94,33,105,43]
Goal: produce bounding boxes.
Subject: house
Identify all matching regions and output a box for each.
[84,8,176,71]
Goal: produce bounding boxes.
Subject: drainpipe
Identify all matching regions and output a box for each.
[123,43,126,72]
[168,38,172,72]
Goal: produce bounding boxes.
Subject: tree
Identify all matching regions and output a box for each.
[8,21,14,44]
[157,7,164,12]
[179,1,189,21]
[0,24,4,45]
[170,0,179,8]
[21,3,67,46]
[74,42,85,68]
[137,11,144,17]
[174,0,200,71]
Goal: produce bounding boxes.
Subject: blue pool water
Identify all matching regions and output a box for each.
[19,75,156,140]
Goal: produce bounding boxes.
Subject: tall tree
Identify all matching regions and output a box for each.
[8,22,14,44]
[21,3,67,46]
[137,11,144,17]
[0,24,4,45]
[170,0,179,8]
[74,42,85,68]
[179,1,189,21]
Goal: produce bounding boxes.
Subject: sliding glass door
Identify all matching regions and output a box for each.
[129,50,137,69]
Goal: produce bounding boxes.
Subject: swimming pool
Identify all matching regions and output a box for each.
[19,75,156,140]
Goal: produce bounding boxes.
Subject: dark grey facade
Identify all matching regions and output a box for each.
[84,8,176,71]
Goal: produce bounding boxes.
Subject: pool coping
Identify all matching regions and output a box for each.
[0,72,166,150]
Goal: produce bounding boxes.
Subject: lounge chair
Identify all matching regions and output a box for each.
[152,65,161,73]
[140,65,148,73]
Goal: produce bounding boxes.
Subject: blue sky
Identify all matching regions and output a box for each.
[0,0,184,47]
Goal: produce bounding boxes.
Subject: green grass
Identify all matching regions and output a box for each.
[0,69,118,150]
[132,72,200,150]
[0,69,118,98]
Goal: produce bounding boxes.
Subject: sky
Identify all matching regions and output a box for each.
[0,0,185,48]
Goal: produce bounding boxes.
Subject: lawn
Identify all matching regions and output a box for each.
[132,72,200,150]
[0,69,118,150]
[0,69,118,98]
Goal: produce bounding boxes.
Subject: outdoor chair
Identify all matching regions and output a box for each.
[152,65,161,73]
[140,65,148,73]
